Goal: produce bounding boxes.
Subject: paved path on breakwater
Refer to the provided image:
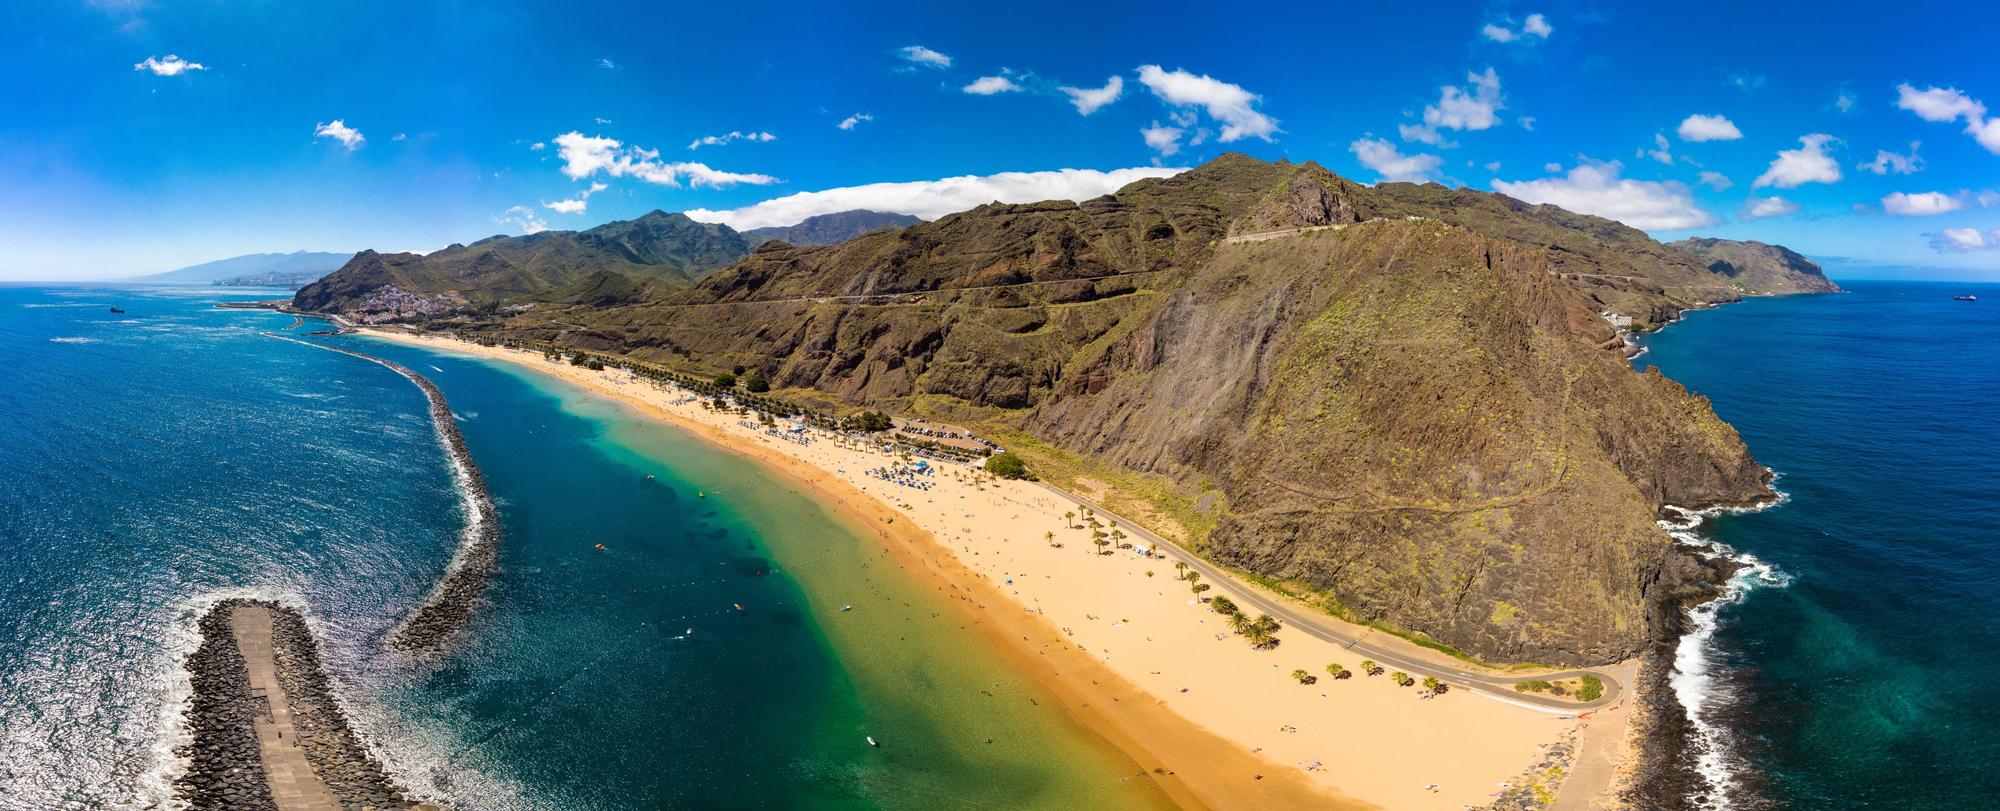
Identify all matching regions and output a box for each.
[229,604,342,811]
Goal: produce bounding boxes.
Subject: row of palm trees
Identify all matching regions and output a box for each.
[1203,593,1282,649]
[1056,506,1131,556]
[1287,659,1448,695]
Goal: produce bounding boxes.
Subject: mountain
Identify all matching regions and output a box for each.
[1668,237,1842,295]
[309,155,1825,664]
[740,210,923,248]
[293,211,747,318]
[134,251,353,286]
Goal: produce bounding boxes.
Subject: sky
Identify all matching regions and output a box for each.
[5,0,1999,280]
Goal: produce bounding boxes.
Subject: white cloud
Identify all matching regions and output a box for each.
[1060,76,1124,115]
[1490,160,1717,230]
[683,166,1184,230]
[391,133,407,142]
[1698,171,1734,191]
[1753,134,1841,189]
[530,142,546,151]
[1484,160,1502,171]
[687,130,776,150]
[1971,117,2000,154]
[134,55,205,76]
[1642,133,1674,164]
[543,182,608,215]
[1543,161,1563,173]
[552,131,778,188]
[898,45,952,69]
[1727,73,1767,92]
[1136,65,1278,142]
[1835,89,1857,113]
[1859,141,1924,174]
[313,120,364,151]
[1881,191,1965,216]
[1980,190,2000,208]
[1401,68,1503,145]
[1519,116,1536,131]
[1350,137,1442,182]
[1896,83,1984,123]
[1677,114,1743,142]
[1141,123,1184,156]
[1928,227,2000,252]
[1740,196,1799,220]
[1482,13,1551,42]
[597,57,615,70]
[594,117,612,125]
[496,205,548,235]
[837,113,872,131]
[963,75,1022,95]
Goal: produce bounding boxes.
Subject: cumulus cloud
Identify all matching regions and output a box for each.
[1858,141,1923,174]
[1136,65,1278,142]
[1641,133,1674,164]
[1543,162,1563,173]
[1741,196,1799,220]
[1753,134,1841,189]
[898,45,952,69]
[687,131,776,150]
[1896,83,2000,155]
[963,75,1022,95]
[530,142,546,151]
[134,54,206,76]
[1060,76,1124,115]
[1490,160,1716,230]
[1727,73,1767,93]
[1698,171,1734,191]
[1835,89,1857,113]
[496,205,548,234]
[552,131,777,188]
[313,120,364,150]
[597,57,616,70]
[1140,123,1185,156]
[683,166,1183,230]
[543,182,608,215]
[1928,227,2000,252]
[1482,13,1552,42]
[1881,191,1965,216]
[1677,114,1743,142]
[1400,68,1503,145]
[837,113,873,131]
[1350,137,1442,182]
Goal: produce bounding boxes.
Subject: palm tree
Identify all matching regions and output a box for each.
[1391,671,1414,687]
[1064,511,1076,529]
[1209,596,1239,616]
[1325,663,1349,680]
[1185,571,1201,589]
[1044,530,1057,547]
[1291,669,1317,685]
[1093,536,1111,555]
[1191,582,1211,597]
[1246,614,1282,650]
[1174,561,1189,579]
[1359,659,1380,676]
[1422,676,1443,694]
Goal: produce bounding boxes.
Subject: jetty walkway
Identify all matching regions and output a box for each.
[229,604,342,810]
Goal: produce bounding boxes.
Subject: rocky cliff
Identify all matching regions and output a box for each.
[337,154,1810,664]
[1668,237,1841,295]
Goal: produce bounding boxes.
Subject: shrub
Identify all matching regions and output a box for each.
[731,364,747,375]
[1577,674,1604,702]
[1514,679,1554,694]
[1208,596,1240,616]
[713,372,737,388]
[744,374,770,393]
[984,452,1029,479]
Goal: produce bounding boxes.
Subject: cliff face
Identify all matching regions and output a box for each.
[382,154,1806,664]
[1668,237,1841,295]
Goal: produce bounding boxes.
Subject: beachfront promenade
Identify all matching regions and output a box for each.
[1034,482,1624,715]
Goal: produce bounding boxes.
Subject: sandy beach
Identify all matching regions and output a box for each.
[360,329,1620,811]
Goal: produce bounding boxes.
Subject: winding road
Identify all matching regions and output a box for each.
[1033,482,1622,715]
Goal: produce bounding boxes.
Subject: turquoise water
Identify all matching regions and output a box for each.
[0,285,1168,809]
[1636,280,2000,810]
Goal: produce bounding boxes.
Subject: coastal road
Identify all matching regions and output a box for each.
[1033,483,1622,715]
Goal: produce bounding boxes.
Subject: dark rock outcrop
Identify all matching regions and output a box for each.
[1668,237,1841,295]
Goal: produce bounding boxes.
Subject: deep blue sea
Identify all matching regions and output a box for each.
[1636,280,2000,810]
[0,285,1168,810]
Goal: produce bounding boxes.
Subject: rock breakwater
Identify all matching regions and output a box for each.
[263,333,499,653]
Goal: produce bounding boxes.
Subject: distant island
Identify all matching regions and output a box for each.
[131,251,355,288]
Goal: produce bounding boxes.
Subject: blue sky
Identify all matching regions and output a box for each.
[6,0,1999,280]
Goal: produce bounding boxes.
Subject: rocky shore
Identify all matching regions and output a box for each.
[1614,547,1743,810]
[175,599,425,809]
[262,332,500,654]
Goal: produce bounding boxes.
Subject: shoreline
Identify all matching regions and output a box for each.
[264,332,499,654]
[358,327,1598,811]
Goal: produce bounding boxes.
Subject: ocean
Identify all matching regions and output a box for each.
[1635,280,2000,810]
[0,285,1170,809]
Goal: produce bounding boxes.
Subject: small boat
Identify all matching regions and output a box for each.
[698,490,706,498]
[866,736,879,747]
[645,473,654,481]
[840,604,852,612]
[1953,294,1978,302]
[108,307,125,314]
[733,603,744,612]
